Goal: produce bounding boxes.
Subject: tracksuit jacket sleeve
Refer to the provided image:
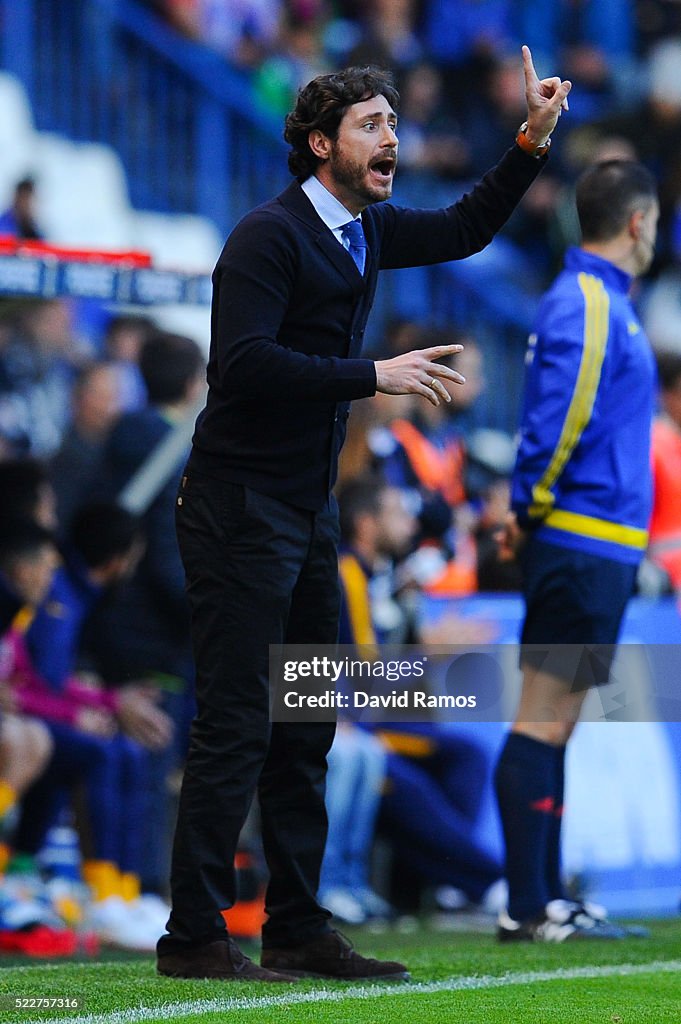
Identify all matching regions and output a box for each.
[511,292,596,528]
[213,217,377,401]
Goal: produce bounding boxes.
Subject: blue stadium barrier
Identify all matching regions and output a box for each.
[0,252,212,305]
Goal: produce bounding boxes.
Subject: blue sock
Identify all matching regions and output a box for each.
[545,745,566,902]
[494,732,558,921]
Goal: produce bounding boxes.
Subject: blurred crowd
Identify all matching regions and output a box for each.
[2,0,681,954]
[0,282,679,948]
[142,0,681,303]
[0,293,208,954]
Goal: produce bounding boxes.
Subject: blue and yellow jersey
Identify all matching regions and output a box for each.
[338,549,380,651]
[511,247,655,565]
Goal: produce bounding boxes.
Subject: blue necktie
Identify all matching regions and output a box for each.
[341,219,367,276]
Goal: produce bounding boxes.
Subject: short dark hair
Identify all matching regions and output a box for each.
[0,517,55,573]
[656,350,681,392]
[139,331,204,405]
[337,475,386,543]
[104,313,155,344]
[72,359,117,394]
[576,160,658,243]
[0,458,50,521]
[284,66,400,181]
[69,502,141,569]
[15,177,36,195]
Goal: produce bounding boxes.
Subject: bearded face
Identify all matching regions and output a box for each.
[313,94,398,215]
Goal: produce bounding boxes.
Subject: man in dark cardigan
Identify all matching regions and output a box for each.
[157,51,571,982]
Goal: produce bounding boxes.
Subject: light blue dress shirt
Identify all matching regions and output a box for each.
[301,175,362,251]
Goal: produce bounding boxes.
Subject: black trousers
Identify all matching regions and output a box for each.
[158,467,338,952]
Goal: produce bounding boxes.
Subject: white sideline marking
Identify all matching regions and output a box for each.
[13,959,681,1024]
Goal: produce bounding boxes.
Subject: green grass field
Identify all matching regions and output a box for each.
[0,919,679,1024]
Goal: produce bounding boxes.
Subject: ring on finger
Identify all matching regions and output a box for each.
[430,378,438,389]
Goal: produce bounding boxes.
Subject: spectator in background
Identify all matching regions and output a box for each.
[95,331,203,691]
[635,0,681,52]
[93,331,204,896]
[369,330,489,594]
[0,459,57,533]
[393,62,472,191]
[329,476,409,925]
[163,0,282,68]
[375,336,475,507]
[21,502,172,941]
[347,0,423,88]
[318,722,391,926]
[0,518,86,959]
[422,0,513,102]
[0,518,163,952]
[254,7,329,119]
[0,300,88,457]
[336,476,504,915]
[0,711,52,841]
[50,362,124,532]
[103,314,153,413]
[26,502,171,760]
[0,178,43,241]
[649,350,681,591]
[0,515,54,844]
[469,451,522,593]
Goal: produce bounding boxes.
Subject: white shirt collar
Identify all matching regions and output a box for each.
[301,175,360,241]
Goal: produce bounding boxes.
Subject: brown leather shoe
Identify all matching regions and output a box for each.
[261,930,410,980]
[157,938,299,982]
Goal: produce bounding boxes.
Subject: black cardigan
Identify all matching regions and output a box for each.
[191,144,544,510]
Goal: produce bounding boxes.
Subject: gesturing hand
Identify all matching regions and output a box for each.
[374,343,466,407]
[521,44,571,148]
[495,512,526,562]
[75,707,118,738]
[116,684,174,751]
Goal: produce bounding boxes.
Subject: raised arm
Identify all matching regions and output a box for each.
[379,47,571,270]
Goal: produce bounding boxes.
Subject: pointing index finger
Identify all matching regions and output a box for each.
[522,44,539,85]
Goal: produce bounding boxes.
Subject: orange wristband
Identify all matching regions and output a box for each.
[516,122,551,158]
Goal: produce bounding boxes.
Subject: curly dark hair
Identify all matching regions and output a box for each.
[284,66,400,181]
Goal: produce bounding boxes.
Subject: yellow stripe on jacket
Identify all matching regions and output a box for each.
[543,508,648,550]
[530,273,610,518]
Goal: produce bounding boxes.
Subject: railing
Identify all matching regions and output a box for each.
[0,0,289,235]
[0,0,534,432]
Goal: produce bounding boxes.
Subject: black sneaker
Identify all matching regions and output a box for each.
[497,899,628,942]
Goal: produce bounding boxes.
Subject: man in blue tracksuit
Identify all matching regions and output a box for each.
[495,159,659,942]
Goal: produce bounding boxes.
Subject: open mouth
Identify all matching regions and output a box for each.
[370,158,395,182]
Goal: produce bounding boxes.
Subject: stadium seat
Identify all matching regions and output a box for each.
[129,211,222,271]
[33,134,133,249]
[0,72,37,205]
